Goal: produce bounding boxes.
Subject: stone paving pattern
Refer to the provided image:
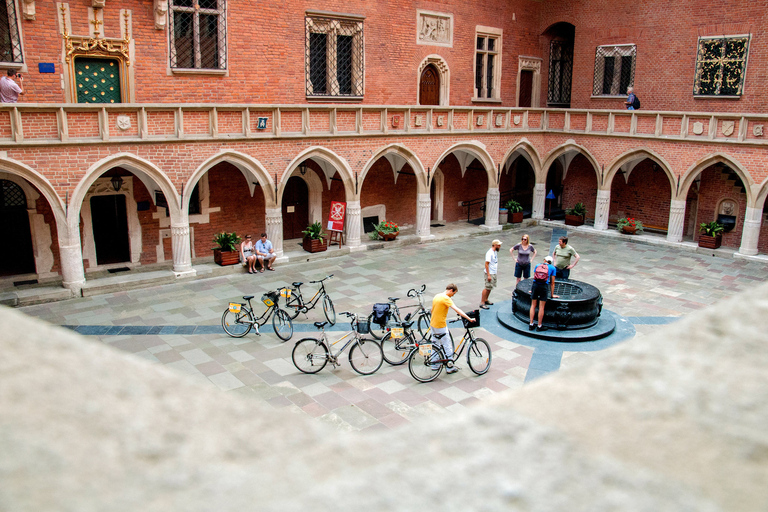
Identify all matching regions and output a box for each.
[21,225,768,432]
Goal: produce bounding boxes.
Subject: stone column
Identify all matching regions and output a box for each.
[666,199,686,243]
[532,183,546,220]
[482,187,501,231]
[738,206,762,256]
[416,193,433,240]
[170,223,195,277]
[346,200,362,248]
[59,236,85,293]
[594,189,611,231]
[265,207,284,258]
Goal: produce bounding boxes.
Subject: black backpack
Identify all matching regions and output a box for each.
[632,95,640,109]
[371,303,390,326]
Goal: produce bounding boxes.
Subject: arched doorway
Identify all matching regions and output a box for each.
[90,194,130,265]
[0,180,34,275]
[282,176,309,240]
[420,64,440,105]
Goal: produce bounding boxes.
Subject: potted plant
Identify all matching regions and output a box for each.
[302,221,327,253]
[564,202,587,226]
[213,232,242,266]
[699,221,724,249]
[616,217,643,235]
[375,220,400,241]
[506,199,524,224]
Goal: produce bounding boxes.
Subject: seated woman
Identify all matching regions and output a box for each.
[240,234,257,274]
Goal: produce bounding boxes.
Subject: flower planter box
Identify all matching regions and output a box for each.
[213,248,240,266]
[510,211,524,224]
[378,231,399,241]
[698,234,722,249]
[565,214,585,226]
[303,237,328,253]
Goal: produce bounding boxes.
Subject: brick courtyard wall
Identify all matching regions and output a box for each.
[562,155,598,222]
[608,160,672,230]
[360,159,418,228]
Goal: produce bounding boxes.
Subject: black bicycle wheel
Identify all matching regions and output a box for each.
[417,311,432,340]
[408,345,442,382]
[322,294,336,325]
[467,338,492,375]
[292,338,329,374]
[272,308,294,341]
[367,313,388,340]
[221,308,252,337]
[348,339,384,375]
[381,332,414,366]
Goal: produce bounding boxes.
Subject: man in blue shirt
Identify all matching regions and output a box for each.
[625,87,637,110]
[255,233,276,272]
[529,256,559,331]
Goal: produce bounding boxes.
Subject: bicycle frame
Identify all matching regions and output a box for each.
[284,275,331,312]
[320,328,360,360]
[419,324,472,365]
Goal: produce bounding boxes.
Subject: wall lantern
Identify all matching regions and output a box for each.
[110,175,124,192]
[299,161,308,176]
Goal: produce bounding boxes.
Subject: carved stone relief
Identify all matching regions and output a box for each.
[417,11,453,47]
[722,120,735,137]
[154,0,168,30]
[23,0,36,20]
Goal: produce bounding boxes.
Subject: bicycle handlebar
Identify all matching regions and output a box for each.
[407,284,427,298]
[310,274,334,284]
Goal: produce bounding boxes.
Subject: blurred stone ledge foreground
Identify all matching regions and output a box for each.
[1,285,767,511]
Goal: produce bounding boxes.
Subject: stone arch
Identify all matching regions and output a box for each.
[417,55,451,106]
[756,178,768,209]
[280,147,355,202]
[604,148,676,197]
[360,143,428,193]
[501,139,542,175]
[68,153,180,234]
[0,157,66,231]
[678,153,754,204]
[183,151,275,212]
[540,141,600,183]
[432,141,496,186]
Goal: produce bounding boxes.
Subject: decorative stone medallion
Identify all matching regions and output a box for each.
[754,124,764,137]
[722,120,735,137]
[417,10,452,47]
[476,115,484,126]
[116,115,131,131]
[495,114,504,127]
[414,115,423,127]
[437,115,444,127]
[513,115,521,126]
[692,121,704,135]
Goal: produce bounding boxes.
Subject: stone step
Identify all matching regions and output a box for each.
[80,270,177,297]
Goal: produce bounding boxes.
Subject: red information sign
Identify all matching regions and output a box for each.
[327,201,346,232]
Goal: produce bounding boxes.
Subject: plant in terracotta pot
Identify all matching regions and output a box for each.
[698,221,724,249]
[213,231,242,266]
[375,220,400,241]
[616,217,643,235]
[505,200,524,223]
[302,221,327,253]
[564,202,587,226]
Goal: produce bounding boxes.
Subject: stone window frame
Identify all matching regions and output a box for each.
[472,26,502,103]
[591,43,636,98]
[168,0,228,74]
[305,11,365,101]
[0,0,26,71]
[693,34,750,98]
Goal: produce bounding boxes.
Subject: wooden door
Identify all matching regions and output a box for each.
[75,57,122,104]
[519,70,533,107]
[282,177,309,240]
[90,194,130,265]
[419,65,440,105]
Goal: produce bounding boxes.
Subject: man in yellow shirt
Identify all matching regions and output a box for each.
[430,284,475,374]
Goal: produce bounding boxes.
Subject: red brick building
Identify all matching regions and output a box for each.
[0,0,766,292]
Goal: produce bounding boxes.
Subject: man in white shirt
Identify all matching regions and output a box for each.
[480,239,501,309]
[255,232,276,272]
[0,69,23,103]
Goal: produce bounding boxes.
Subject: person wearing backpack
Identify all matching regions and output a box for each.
[529,256,559,331]
[625,87,639,110]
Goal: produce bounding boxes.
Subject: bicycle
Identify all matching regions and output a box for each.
[221,290,294,341]
[407,312,492,382]
[282,274,336,325]
[380,312,444,366]
[292,311,384,375]
[368,284,432,340]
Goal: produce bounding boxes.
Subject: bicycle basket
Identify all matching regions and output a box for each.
[262,291,279,307]
[355,316,371,334]
[463,309,480,328]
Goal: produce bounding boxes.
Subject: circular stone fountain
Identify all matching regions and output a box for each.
[496,278,616,341]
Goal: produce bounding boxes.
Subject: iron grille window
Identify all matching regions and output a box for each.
[592,45,635,96]
[548,39,572,107]
[475,33,500,100]
[169,0,227,70]
[0,180,25,207]
[694,35,749,96]
[0,0,23,64]
[305,15,364,97]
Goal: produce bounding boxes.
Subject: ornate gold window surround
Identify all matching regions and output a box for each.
[58,4,135,103]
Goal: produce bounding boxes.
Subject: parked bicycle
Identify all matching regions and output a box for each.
[380,312,442,366]
[221,290,294,341]
[292,311,384,375]
[408,312,491,382]
[282,274,336,324]
[368,284,431,340]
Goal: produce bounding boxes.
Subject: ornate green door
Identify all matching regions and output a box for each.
[74,57,121,104]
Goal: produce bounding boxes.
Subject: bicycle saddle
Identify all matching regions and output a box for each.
[401,321,414,329]
[388,297,400,302]
[292,282,303,288]
[243,295,254,300]
[314,321,328,329]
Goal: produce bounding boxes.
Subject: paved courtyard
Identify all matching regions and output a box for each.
[20,225,768,432]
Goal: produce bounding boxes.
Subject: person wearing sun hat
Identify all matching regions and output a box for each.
[480,239,502,309]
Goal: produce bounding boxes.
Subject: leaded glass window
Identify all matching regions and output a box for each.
[305,14,364,98]
[548,39,572,107]
[474,30,501,100]
[169,0,227,70]
[694,35,749,96]
[0,0,23,64]
[592,44,635,96]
